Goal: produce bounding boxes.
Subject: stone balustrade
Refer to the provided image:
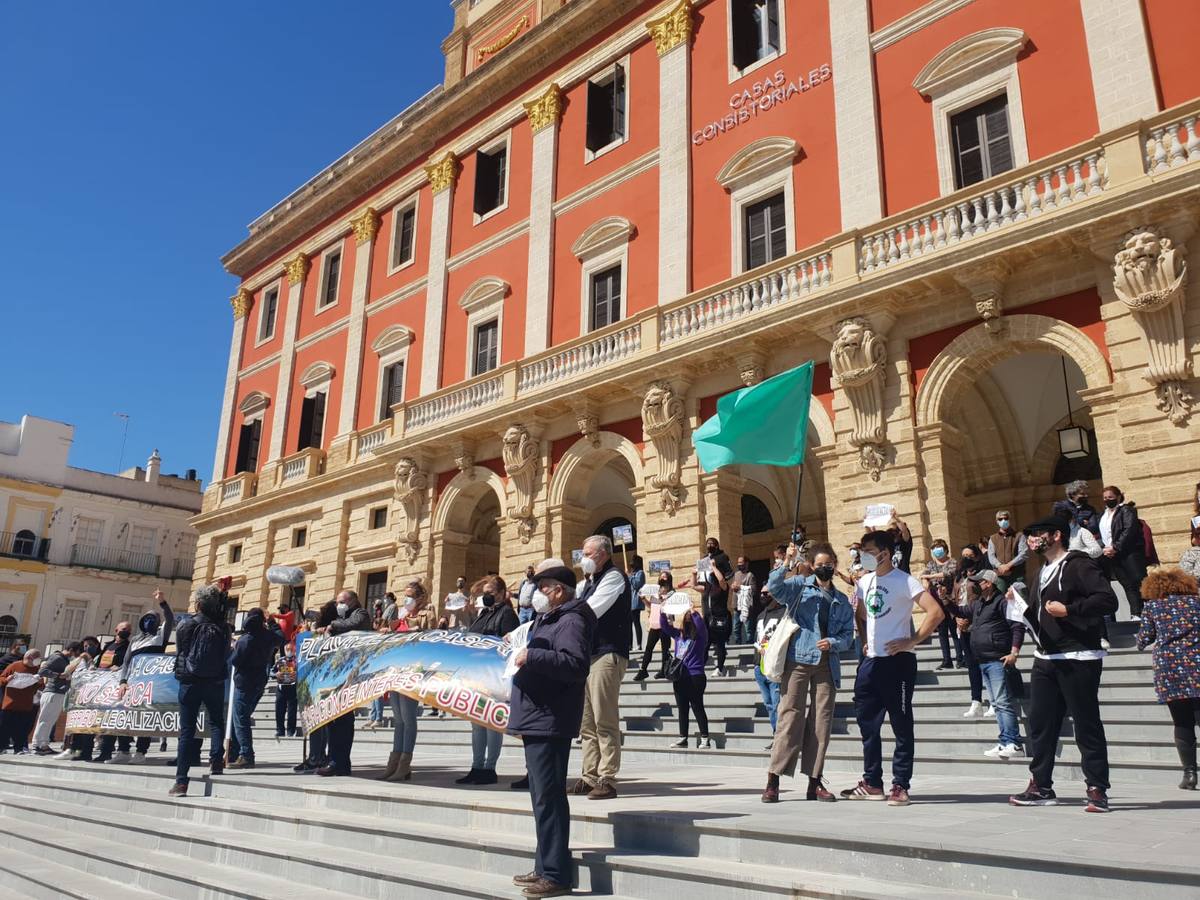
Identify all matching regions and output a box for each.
[407,373,506,431]
[278,447,323,486]
[518,320,644,392]
[1145,112,1200,173]
[354,421,391,459]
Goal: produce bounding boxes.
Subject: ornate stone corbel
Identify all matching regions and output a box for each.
[641,382,686,513]
[830,317,888,481]
[424,152,461,195]
[452,440,475,478]
[502,425,539,543]
[736,349,767,386]
[523,83,564,133]
[1112,226,1193,425]
[955,261,1008,336]
[284,252,311,286]
[646,0,694,56]
[576,411,600,448]
[392,457,429,562]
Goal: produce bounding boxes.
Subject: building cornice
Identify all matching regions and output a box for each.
[221,0,646,280]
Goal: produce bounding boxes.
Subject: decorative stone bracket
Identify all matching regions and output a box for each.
[502,424,540,543]
[641,381,686,513]
[955,261,1008,336]
[393,457,429,563]
[452,439,475,479]
[830,317,888,480]
[1111,226,1193,425]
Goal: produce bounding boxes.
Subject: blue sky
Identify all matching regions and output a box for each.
[0,2,447,482]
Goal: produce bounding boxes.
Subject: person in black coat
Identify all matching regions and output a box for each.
[317,590,372,777]
[1099,485,1148,619]
[509,562,597,900]
[227,607,284,768]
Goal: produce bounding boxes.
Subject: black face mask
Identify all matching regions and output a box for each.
[737,564,748,573]
[658,581,670,590]
[1104,498,1119,509]
[481,593,496,608]
[116,631,131,641]
[813,565,835,582]
[961,557,979,571]
[707,546,718,557]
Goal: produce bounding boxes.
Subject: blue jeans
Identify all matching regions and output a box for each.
[471,723,504,770]
[175,679,225,786]
[390,694,419,754]
[732,612,749,645]
[979,660,1022,747]
[518,607,534,624]
[753,665,781,731]
[232,681,265,762]
[369,697,385,723]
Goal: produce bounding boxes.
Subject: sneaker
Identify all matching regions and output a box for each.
[513,871,541,886]
[984,705,997,717]
[168,783,188,797]
[698,737,713,750]
[962,701,984,718]
[109,751,133,765]
[887,786,911,806]
[653,671,667,680]
[1130,616,1142,622]
[669,737,688,748]
[1100,638,1111,650]
[997,743,1024,759]
[1085,787,1110,813]
[633,670,649,682]
[456,768,483,785]
[293,760,319,773]
[132,752,148,764]
[984,744,1006,758]
[840,780,885,800]
[1009,779,1059,806]
[53,749,73,760]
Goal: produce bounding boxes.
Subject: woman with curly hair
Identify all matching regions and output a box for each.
[1138,568,1200,789]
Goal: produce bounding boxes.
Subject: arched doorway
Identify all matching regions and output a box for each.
[548,432,643,566]
[431,467,506,603]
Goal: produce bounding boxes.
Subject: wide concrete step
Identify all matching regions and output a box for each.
[0,845,161,900]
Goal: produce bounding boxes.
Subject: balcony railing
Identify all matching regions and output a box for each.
[0,531,50,562]
[170,557,196,581]
[278,446,324,487]
[353,420,391,461]
[70,543,160,577]
[407,372,506,431]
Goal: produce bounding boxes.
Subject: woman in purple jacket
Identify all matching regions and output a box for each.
[660,599,711,749]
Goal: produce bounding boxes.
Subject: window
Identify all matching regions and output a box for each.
[128,526,157,556]
[744,192,787,270]
[259,287,279,341]
[287,584,305,612]
[589,265,622,331]
[229,543,242,564]
[370,507,388,530]
[235,419,262,473]
[741,494,775,534]
[473,144,508,217]
[472,320,499,376]
[75,517,104,547]
[60,600,88,641]
[391,204,416,269]
[319,249,341,309]
[364,571,388,608]
[379,361,405,422]
[586,63,627,154]
[950,95,1013,189]
[731,0,780,71]
[297,391,327,451]
[293,527,307,549]
[12,529,36,557]
[119,603,142,625]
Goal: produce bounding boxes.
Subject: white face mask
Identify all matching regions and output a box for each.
[580,555,598,576]
[336,602,349,616]
[404,598,415,609]
[859,551,879,573]
[532,593,551,614]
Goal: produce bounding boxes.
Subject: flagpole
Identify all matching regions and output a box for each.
[790,465,805,543]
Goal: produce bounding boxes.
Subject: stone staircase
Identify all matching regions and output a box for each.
[1,625,1197,899]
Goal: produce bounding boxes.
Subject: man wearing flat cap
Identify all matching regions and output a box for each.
[1008,515,1117,814]
[508,559,597,899]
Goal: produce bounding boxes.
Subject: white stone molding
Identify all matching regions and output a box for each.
[365,276,429,318]
[831,0,884,229]
[337,212,379,437]
[525,105,559,356]
[299,361,335,398]
[656,26,691,304]
[720,138,797,276]
[547,431,644,508]
[446,217,530,272]
[431,465,507,535]
[553,148,659,216]
[238,391,271,422]
[392,457,430,561]
[459,277,509,379]
[1079,0,1159,131]
[387,194,420,275]
[372,327,414,423]
[267,260,308,463]
[830,317,888,480]
[238,351,280,380]
[502,424,540,543]
[253,277,284,347]
[1111,227,1193,425]
[641,381,686,513]
[954,260,1009,336]
[870,0,977,51]
[472,129,513,226]
[715,137,799,193]
[293,318,349,353]
[573,216,635,335]
[914,27,1030,196]
[313,241,344,316]
[421,183,455,394]
[458,276,511,314]
[212,313,248,483]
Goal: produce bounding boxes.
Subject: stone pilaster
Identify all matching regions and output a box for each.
[334,207,382,448]
[914,421,970,552]
[523,85,563,355]
[1079,0,1159,131]
[638,389,704,577]
[211,289,251,483]
[698,469,746,559]
[267,253,311,465]
[420,153,461,394]
[829,0,882,228]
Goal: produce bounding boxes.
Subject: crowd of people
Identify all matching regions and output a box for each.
[3,481,1200,897]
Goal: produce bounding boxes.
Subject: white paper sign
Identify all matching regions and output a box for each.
[1192,515,1200,530]
[444,591,467,611]
[1005,586,1028,623]
[696,557,712,577]
[612,524,634,546]
[572,549,584,565]
[638,583,661,600]
[863,503,895,528]
[661,593,692,616]
[503,621,533,680]
[5,672,40,690]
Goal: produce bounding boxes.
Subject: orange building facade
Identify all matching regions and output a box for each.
[196,0,1200,610]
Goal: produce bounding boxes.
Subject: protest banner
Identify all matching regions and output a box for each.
[295,629,516,736]
[64,653,211,737]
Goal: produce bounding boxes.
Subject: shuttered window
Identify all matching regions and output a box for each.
[950,95,1014,189]
[731,0,780,70]
[589,265,622,331]
[320,250,341,308]
[473,320,499,376]
[586,63,626,152]
[744,193,787,271]
[297,392,326,451]
[392,206,416,267]
[473,145,508,216]
[379,362,405,422]
[259,287,279,340]
[235,419,261,473]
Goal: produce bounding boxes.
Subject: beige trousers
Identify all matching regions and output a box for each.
[768,654,837,779]
[580,652,627,786]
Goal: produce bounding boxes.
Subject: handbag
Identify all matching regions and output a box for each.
[762,614,799,683]
[665,655,687,683]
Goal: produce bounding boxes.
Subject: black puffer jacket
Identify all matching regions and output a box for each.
[469,603,519,638]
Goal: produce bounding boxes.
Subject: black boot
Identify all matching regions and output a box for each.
[455,768,483,785]
[1176,738,1197,790]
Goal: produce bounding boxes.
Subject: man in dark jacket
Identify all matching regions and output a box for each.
[1099,485,1148,619]
[510,561,597,900]
[90,624,132,763]
[170,585,232,797]
[317,589,372,777]
[227,608,284,768]
[106,590,176,764]
[947,570,1025,757]
[1010,515,1118,813]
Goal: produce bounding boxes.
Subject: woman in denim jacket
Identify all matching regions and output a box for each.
[762,541,856,803]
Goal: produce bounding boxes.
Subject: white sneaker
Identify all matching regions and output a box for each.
[1100,639,1111,650]
[109,751,133,765]
[984,706,997,717]
[962,701,984,718]
[1131,616,1141,622]
[997,743,1024,759]
[132,752,148,764]
[53,749,73,760]
[984,744,1006,758]
[698,737,713,750]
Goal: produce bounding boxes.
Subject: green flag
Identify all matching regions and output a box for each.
[693,361,813,472]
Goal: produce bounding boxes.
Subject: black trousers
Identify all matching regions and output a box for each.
[0,710,33,752]
[1168,698,1200,752]
[326,712,355,773]
[630,611,643,650]
[962,638,983,703]
[937,612,964,666]
[639,630,670,674]
[672,671,709,738]
[97,734,133,758]
[1028,657,1109,791]
[307,723,329,764]
[853,653,917,790]
[276,684,298,735]
[705,614,729,669]
[523,736,572,887]
[1105,553,1147,618]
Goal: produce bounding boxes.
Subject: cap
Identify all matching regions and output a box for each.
[532,565,577,592]
[1022,514,1071,536]
[968,569,1001,586]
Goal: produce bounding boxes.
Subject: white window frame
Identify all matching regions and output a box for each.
[372,326,414,422]
[299,361,336,400]
[127,524,158,556]
[255,278,283,346]
[74,515,107,548]
[59,598,90,641]
[459,277,508,378]
[387,195,420,274]
[726,0,787,84]
[571,217,634,336]
[472,130,512,225]
[716,137,798,276]
[314,242,344,314]
[238,391,270,425]
[912,27,1030,197]
[585,55,632,164]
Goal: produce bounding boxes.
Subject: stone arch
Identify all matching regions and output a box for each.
[548,431,644,509]
[915,315,1111,429]
[431,466,507,535]
[808,399,835,449]
[740,477,786,528]
[715,136,799,191]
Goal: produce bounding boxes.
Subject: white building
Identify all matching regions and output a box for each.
[0,415,202,652]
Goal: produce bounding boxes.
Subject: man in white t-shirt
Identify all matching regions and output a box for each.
[841,529,943,807]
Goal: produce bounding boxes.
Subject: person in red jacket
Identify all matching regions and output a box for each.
[0,649,45,754]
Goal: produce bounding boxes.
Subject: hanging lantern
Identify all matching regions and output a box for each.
[1057,424,1091,459]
